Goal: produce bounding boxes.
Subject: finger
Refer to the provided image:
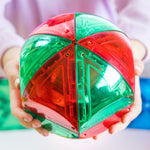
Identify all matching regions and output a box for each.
[4,60,20,89]
[6,60,31,121]
[130,39,147,61]
[121,102,141,123]
[92,136,98,140]
[10,88,33,122]
[19,119,41,129]
[134,59,144,76]
[35,127,49,136]
[14,78,20,89]
[31,119,42,128]
[109,121,131,134]
[121,76,142,123]
[92,130,108,140]
[4,61,19,89]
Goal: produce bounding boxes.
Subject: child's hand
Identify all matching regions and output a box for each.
[108,59,144,133]
[2,47,49,136]
[93,40,146,140]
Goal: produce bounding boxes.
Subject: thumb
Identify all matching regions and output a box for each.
[134,59,144,76]
[4,59,20,89]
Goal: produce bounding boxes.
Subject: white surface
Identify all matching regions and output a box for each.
[0,129,150,150]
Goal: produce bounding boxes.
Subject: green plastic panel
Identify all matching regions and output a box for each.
[75,45,134,133]
[20,34,72,97]
[25,110,79,138]
[0,79,26,130]
[75,13,121,41]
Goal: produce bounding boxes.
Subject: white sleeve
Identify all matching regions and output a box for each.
[0,0,25,78]
[115,0,150,63]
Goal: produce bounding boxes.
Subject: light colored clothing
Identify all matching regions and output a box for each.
[0,0,150,78]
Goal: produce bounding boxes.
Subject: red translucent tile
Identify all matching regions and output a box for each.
[31,14,75,41]
[78,31,135,93]
[23,99,78,133]
[103,105,132,128]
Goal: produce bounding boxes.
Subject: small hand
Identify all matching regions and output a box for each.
[92,59,144,140]
[92,39,146,140]
[108,60,144,134]
[3,47,49,136]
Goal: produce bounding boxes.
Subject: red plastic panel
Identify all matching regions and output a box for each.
[79,105,131,138]
[23,99,78,133]
[103,105,132,128]
[22,44,78,131]
[78,31,135,93]
[30,14,75,41]
[79,121,107,138]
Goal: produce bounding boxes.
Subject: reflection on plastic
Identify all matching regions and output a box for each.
[20,13,134,139]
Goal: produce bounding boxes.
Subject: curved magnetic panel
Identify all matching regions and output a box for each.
[25,109,79,138]
[75,45,133,133]
[75,13,121,41]
[20,34,72,97]
[78,31,135,93]
[31,14,75,41]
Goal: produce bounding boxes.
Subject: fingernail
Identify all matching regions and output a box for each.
[15,78,20,89]
[93,136,98,140]
[32,124,37,128]
[135,66,141,74]
[32,123,41,128]
[109,127,116,134]
[43,131,49,136]
[111,128,117,134]
[24,117,32,122]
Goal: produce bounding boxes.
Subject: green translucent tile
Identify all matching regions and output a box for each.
[0,79,26,130]
[75,45,133,133]
[25,110,79,139]
[75,13,121,41]
[20,34,72,97]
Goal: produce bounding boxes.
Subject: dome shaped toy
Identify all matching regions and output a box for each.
[20,13,135,139]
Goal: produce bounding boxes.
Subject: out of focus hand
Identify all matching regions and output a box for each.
[2,47,49,136]
[93,39,146,140]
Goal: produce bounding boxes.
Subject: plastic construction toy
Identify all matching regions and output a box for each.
[20,13,135,139]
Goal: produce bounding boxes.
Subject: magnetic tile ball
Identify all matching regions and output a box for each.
[20,13,135,138]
